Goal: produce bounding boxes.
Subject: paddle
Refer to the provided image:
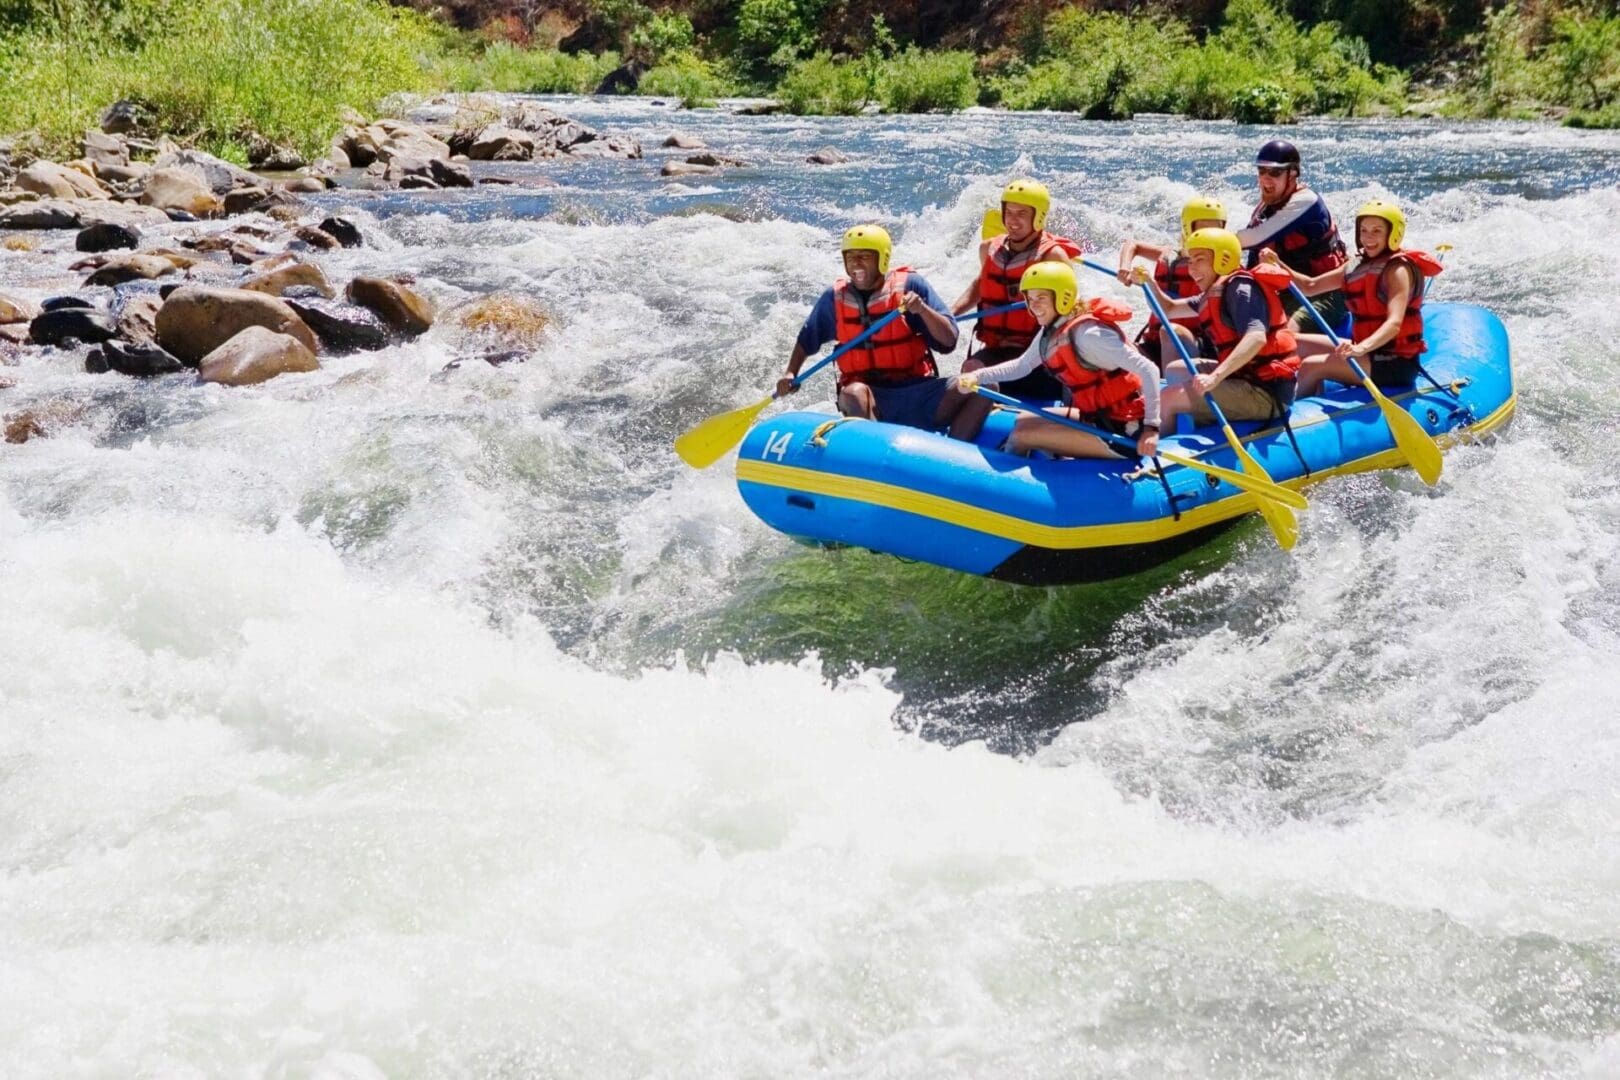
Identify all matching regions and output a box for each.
[970,384,1306,510]
[1120,267,1302,549]
[675,301,1031,469]
[1286,281,1443,486]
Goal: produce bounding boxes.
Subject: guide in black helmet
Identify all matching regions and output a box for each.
[1236,139,1351,333]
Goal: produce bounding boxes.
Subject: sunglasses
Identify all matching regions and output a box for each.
[1256,166,1293,178]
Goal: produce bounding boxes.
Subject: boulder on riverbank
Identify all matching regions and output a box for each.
[155,285,319,365]
[18,161,109,200]
[198,325,319,386]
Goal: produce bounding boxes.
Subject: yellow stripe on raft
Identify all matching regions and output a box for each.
[735,395,1516,551]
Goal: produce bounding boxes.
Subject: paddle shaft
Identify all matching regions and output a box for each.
[788,301,1028,394]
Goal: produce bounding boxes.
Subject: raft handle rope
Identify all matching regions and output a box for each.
[809,417,861,447]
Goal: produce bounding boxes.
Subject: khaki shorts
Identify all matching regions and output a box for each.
[1188,376,1286,425]
[1283,288,1348,334]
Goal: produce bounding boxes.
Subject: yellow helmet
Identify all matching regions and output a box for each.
[1018,260,1077,315]
[841,224,892,275]
[1185,227,1243,276]
[1001,179,1051,231]
[1180,195,1227,241]
[1355,199,1406,250]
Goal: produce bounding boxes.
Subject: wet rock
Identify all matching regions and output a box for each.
[79,201,172,229]
[383,155,433,184]
[429,158,473,188]
[97,338,185,376]
[318,217,363,248]
[94,161,151,185]
[82,252,183,287]
[223,186,270,215]
[82,130,129,170]
[76,221,141,252]
[661,133,707,149]
[594,59,647,95]
[30,307,118,346]
[686,152,750,168]
[165,209,199,223]
[807,147,850,165]
[241,260,334,299]
[346,276,434,337]
[477,174,558,188]
[285,296,390,353]
[661,161,716,178]
[42,296,94,312]
[736,101,784,116]
[198,325,319,386]
[452,293,554,347]
[374,123,450,164]
[114,292,164,342]
[19,161,109,200]
[280,176,328,194]
[398,175,440,190]
[0,200,82,229]
[468,125,535,161]
[152,146,260,194]
[566,134,642,160]
[292,225,340,251]
[0,323,29,345]
[0,294,38,324]
[141,167,222,217]
[100,99,152,136]
[337,125,379,168]
[246,136,305,171]
[156,285,319,365]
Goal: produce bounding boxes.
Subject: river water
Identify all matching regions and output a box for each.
[3,98,1619,1077]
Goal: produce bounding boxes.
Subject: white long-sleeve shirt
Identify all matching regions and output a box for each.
[973,320,1162,428]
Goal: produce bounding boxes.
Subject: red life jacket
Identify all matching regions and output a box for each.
[1343,250,1443,360]
[1245,189,1348,276]
[833,266,935,386]
[1038,299,1145,424]
[1197,266,1301,384]
[976,231,1083,349]
[1141,253,1202,340]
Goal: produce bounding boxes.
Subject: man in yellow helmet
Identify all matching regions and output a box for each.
[777,224,979,435]
[1116,194,1226,370]
[1137,227,1301,429]
[951,179,1081,400]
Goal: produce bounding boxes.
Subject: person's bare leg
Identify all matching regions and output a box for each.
[1005,411,1124,459]
[1296,354,1361,399]
[941,390,993,441]
[1159,324,1200,380]
[838,382,877,418]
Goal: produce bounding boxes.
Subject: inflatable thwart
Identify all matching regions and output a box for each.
[735,303,1514,585]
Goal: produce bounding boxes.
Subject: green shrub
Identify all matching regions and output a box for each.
[638,51,734,107]
[439,41,620,94]
[1545,12,1620,111]
[777,51,873,115]
[880,47,976,113]
[1229,81,1296,123]
[630,11,695,64]
[0,0,445,159]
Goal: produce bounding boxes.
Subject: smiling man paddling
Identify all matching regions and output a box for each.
[777,225,980,438]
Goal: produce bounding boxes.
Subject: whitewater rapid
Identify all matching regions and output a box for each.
[2,100,1619,1076]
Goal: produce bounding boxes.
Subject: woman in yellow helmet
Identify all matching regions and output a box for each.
[1261,199,1444,398]
[957,261,1161,459]
[1116,194,1226,370]
[777,224,981,436]
[951,179,1081,400]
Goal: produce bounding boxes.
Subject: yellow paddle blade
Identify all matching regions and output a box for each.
[981,207,1005,240]
[1158,451,1308,510]
[1365,379,1444,486]
[1221,425,1299,550]
[675,394,773,469]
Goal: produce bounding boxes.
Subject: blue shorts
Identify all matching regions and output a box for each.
[846,375,950,430]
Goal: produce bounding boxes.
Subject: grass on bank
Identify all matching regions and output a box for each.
[0,0,445,159]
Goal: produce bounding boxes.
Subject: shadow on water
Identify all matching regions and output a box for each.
[640,522,1258,754]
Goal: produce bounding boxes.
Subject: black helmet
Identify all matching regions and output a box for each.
[1256,139,1300,169]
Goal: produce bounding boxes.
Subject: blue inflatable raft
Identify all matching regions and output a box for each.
[735,302,1515,585]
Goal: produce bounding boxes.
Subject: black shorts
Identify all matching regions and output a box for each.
[1369,353,1419,390]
